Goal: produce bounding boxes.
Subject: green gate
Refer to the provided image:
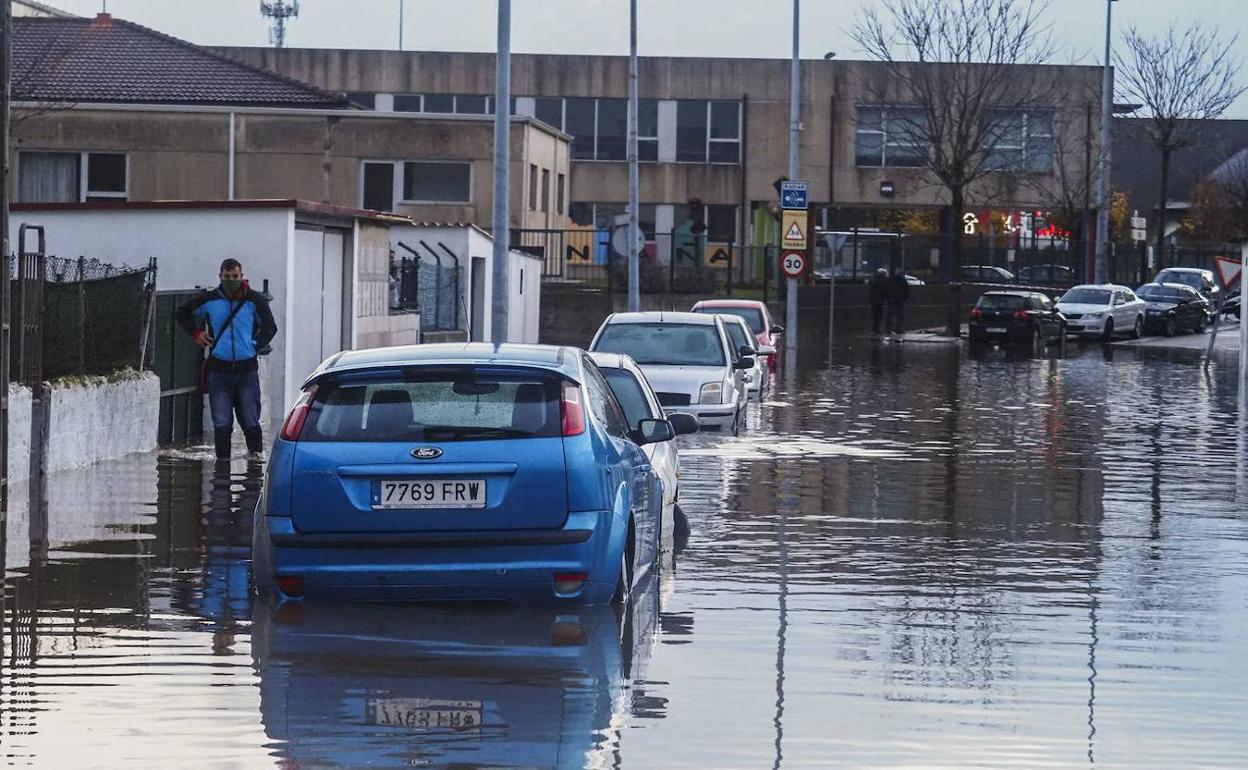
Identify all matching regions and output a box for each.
[149,291,204,445]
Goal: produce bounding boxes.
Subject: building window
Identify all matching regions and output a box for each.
[362,162,395,211]
[535,97,564,129]
[854,106,927,168]
[344,91,376,109]
[674,101,740,164]
[556,173,566,215]
[541,169,551,213]
[571,202,660,238]
[17,151,127,203]
[362,160,472,205]
[529,164,539,211]
[422,93,456,113]
[393,94,423,112]
[676,101,708,163]
[706,204,737,241]
[985,110,1054,173]
[639,99,659,161]
[595,98,628,161]
[565,98,597,160]
[455,94,489,114]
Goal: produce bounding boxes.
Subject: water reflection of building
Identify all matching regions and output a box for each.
[251,580,661,769]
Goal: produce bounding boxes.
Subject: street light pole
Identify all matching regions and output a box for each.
[627,0,640,313]
[398,0,404,50]
[491,0,511,342]
[1093,0,1116,284]
[785,0,800,361]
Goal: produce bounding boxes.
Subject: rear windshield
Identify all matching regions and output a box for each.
[302,369,561,442]
[1138,284,1184,301]
[1156,270,1202,289]
[696,306,764,334]
[977,294,1026,310]
[594,323,726,367]
[1060,288,1111,305]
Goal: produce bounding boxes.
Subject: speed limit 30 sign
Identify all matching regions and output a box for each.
[781,251,806,278]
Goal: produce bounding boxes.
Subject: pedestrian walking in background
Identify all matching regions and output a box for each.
[177,258,278,460]
[887,270,911,334]
[869,268,889,335]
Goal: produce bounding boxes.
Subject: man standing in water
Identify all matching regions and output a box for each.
[177,259,278,460]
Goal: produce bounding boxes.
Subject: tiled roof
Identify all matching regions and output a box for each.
[12,14,350,109]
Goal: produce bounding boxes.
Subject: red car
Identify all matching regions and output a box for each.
[691,300,783,370]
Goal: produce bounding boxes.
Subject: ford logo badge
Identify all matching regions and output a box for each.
[410,447,443,459]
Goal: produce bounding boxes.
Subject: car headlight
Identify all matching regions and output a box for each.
[699,382,723,404]
[1085,312,1102,319]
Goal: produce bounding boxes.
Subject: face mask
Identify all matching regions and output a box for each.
[222,278,243,293]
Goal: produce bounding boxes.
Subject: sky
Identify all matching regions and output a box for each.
[54,0,1248,117]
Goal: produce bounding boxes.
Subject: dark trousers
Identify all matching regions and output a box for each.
[888,303,906,333]
[207,369,263,458]
[871,303,885,333]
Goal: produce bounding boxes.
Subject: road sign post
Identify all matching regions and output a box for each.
[1207,255,1243,370]
[779,180,809,364]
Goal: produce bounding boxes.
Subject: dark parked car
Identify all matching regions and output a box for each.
[962,265,1015,283]
[1153,268,1220,305]
[969,291,1066,346]
[1220,289,1240,320]
[1137,282,1211,336]
[1017,264,1075,287]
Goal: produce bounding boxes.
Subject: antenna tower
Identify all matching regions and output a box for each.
[260,0,300,48]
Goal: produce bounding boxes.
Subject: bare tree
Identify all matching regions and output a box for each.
[852,0,1058,335]
[1116,23,1246,261]
[1208,150,1248,240]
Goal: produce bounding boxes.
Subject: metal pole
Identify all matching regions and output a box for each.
[1240,244,1247,408]
[627,0,640,313]
[398,0,404,50]
[1,0,11,578]
[491,0,511,343]
[1093,0,1114,285]
[785,0,799,361]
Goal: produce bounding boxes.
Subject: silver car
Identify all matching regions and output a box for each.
[720,315,770,398]
[589,311,751,433]
[590,352,698,552]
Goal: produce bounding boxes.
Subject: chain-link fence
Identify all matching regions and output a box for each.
[8,254,156,381]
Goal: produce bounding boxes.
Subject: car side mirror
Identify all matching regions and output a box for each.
[734,356,755,370]
[632,418,675,446]
[757,344,777,356]
[738,344,756,359]
[770,325,784,335]
[667,412,700,436]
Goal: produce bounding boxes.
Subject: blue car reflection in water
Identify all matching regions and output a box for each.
[251,578,661,769]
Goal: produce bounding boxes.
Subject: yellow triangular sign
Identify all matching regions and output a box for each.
[785,221,804,241]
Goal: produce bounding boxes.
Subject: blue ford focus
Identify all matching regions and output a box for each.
[253,343,671,605]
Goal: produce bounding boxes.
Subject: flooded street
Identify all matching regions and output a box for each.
[3,341,1246,769]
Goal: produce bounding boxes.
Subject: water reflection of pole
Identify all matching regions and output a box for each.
[1086,582,1099,766]
[772,499,788,770]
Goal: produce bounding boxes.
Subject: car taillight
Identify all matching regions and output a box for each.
[553,571,588,595]
[279,385,318,441]
[561,381,585,436]
[1013,309,1029,320]
[970,307,983,320]
[275,575,305,598]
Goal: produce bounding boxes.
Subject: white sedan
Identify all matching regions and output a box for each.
[590,352,698,554]
[1056,284,1145,340]
[720,315,771,398]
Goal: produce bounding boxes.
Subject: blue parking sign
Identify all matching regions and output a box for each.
[780,181,808,210]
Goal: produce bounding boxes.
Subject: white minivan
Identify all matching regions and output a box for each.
[589,312,751,433]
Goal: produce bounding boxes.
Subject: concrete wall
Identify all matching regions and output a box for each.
[6,373,161,484]
[508,251,543,343]
[10,107,572,231]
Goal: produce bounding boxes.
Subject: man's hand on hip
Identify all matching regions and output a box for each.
[194,331,213,349]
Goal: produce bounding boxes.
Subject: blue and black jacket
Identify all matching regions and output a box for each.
[176,283,278,373]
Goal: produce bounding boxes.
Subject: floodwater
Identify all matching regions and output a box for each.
[2,340,1246,769]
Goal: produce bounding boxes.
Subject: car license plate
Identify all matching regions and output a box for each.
[371,479,486,509]
[366,698,482,730]
[987,327,1007,333]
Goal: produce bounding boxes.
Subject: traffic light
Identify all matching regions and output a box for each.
[688,198,707,235]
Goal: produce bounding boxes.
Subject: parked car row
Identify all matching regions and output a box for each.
[969,268,1225,346]
[254,299,783,608]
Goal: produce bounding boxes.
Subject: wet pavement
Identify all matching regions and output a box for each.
[2,340,1246,768]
